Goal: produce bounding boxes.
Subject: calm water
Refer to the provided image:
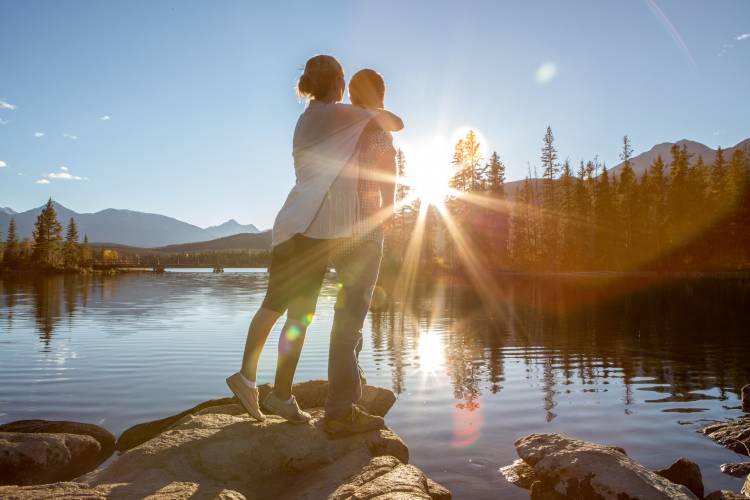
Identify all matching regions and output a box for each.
[1,270,749,498]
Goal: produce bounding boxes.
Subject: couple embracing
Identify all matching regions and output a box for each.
[226,54,403,438]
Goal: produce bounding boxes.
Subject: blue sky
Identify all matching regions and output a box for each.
[1,0,748,228]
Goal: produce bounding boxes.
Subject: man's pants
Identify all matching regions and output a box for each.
[324,240,383,419]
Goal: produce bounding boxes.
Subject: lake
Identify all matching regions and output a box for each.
[1,270,749,498]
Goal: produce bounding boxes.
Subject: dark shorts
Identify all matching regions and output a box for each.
[261,235,333,321]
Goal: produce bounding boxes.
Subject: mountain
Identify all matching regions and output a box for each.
[0,202,261,248]
[0,207,15,215]
[504,137,750,199]
[204,219,259,239]
[607,137,750,178]
[157,231,271,252]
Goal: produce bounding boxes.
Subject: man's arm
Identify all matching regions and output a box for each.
[371,110,404,132]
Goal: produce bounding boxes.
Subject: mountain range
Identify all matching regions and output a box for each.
[504,137,750,198]
[0,202,259,248]
[2,137,747,247]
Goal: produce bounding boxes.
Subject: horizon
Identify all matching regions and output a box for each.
[1,1,750,228]
[2,134,747,230]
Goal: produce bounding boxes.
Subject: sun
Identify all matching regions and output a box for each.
[400,140,454,206]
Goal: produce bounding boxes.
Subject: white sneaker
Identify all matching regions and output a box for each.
[226,373,265,421]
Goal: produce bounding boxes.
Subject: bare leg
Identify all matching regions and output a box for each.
[240,306,283,382]
[273,317,308,401]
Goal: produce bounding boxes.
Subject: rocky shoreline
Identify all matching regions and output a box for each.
[1,380,748,499]
[0,381,451,499]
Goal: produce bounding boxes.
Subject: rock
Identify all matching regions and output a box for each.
[87,404,409,499]
[655,457,704,498]
[329,455,451,500]
[702,416,750,456]
[514,433,698,499]
[0,419,115,468]
[115,380,396,451]
[744,474,750,497]
[0,432,101,486]
[0,482,110,499]
[0,384,448,500]
[705,490,747,500]
[742,384,750,411]
[720,462,750,477]
[499,458,537,489]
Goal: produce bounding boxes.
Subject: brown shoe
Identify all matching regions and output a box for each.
[263,392,311,424]
[323,406,384,438]
[226,373,265,422]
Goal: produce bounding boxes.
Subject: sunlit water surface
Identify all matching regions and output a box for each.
[1,270,749,498]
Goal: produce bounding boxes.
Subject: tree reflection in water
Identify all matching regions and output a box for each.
[370,275,750,421]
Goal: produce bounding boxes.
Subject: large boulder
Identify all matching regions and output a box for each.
[0,432,102,486]
[655,457,704,498]
[329,455,451,500]
[512,433,698,499]
[702,416,750,456]
[115,380,396,451]
[0,419,115,469]
[0,384,449,499]
[85,404,408,499]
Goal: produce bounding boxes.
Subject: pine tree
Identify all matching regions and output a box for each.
[709,146,727,209]
[617,136,638,266]
[63,217,81,267]
[450,139,467,192]
[81,235,91,265]
[571,161,593,268]
[4,218,21,265]
[646,156,668,261]
[593,166,615,269]
[558,159,575,268]
[540,126,559,268]
[510,177,536,267]
[486,151,506,197]
[725,149,749,263]
[666,144,691,252]
[463,130,483,192]
[32,198,63,266]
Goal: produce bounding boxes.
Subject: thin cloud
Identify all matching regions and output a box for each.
[100,115,111,121]
[35,132,45,138]
[0,117,8,125]
[535,62,557,84]
[736,33,750,41]
[0,99,16,110]
[63,133,78,140]
[35,179,50,185]
[43,165,86,181]
[0,160,6,168]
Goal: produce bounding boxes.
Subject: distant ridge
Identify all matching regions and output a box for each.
[504,137,750,199]
[204,219,259,239]
[0,201,261,248]
[157,231,271,252]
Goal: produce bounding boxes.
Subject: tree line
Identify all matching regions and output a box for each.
[383,128,750,273]
[1,199,92,272]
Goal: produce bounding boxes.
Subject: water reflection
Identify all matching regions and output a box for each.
[370,275,750,417]
[2,272,750,498]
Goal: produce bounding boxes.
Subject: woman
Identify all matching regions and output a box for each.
[226,55,402,425]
